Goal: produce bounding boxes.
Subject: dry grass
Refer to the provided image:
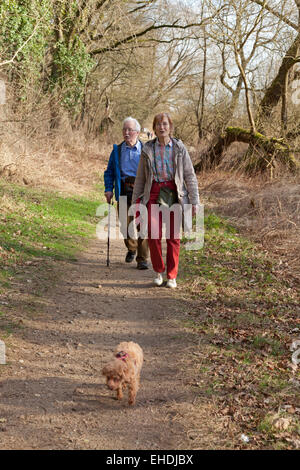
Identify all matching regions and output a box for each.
[0,89,110,196]
[0,192,26,214]
[198,169,300,283]
[0,126,109,196]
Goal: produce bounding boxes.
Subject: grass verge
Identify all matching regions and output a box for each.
[179,211,300,449]
[0,180,103,267]
[0,179,104,338]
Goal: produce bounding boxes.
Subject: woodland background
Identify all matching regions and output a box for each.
[1,0,300,172]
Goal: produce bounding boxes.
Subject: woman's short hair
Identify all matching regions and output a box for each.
[152,113,174,136]
[122,117,141,132]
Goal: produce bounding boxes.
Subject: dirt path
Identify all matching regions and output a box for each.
[0,237,207,450]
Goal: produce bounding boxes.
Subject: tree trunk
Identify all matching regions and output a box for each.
[281,71,289,131]
[194,126,299,174]
[256,32,300,127]
[197,27,207,140]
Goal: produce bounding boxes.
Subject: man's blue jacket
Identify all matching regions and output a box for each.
[104,141,143,202]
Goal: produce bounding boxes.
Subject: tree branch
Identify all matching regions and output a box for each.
[90,18,215,55]
[128,0,158,15]
[250,0,298,31]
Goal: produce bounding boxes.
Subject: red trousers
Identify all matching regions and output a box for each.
[147,180,180,279]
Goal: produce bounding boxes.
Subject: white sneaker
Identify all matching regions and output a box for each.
[153,272,164,286]
[166,278,177,289]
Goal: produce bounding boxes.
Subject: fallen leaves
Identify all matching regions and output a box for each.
[273,417,292,431]
[180,298,300,449]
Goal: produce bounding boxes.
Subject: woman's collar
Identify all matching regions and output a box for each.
[156,136,172,146]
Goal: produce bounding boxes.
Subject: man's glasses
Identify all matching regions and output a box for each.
[123,128,137,133]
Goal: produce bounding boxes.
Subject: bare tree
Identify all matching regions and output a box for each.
[194,0,299,172]
[250,0,300,128]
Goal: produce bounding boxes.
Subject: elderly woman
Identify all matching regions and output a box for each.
[132,112,199,288]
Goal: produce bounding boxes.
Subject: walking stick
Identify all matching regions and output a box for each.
[106,199,112,267]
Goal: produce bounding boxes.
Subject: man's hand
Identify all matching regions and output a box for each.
[105,191,113,204]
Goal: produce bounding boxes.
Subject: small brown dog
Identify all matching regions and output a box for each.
[102,341,143,405]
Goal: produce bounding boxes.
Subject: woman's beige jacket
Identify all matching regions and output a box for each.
[132,138,200,207]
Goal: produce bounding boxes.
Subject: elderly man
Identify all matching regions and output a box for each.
[104,117,149,269]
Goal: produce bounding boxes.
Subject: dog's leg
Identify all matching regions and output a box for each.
[128,381,137,405]
[116,386,123,400]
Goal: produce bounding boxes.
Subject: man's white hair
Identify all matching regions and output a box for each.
[123,116,141,132]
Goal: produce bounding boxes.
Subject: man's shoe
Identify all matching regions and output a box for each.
[137,261,149,270]
[166,278,177,289]
[125,251,135,263]
[153,272,164,286]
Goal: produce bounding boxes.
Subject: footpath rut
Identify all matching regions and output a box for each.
[0,237,202,450]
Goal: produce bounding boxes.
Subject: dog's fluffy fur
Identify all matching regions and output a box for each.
[102,341,143,405]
